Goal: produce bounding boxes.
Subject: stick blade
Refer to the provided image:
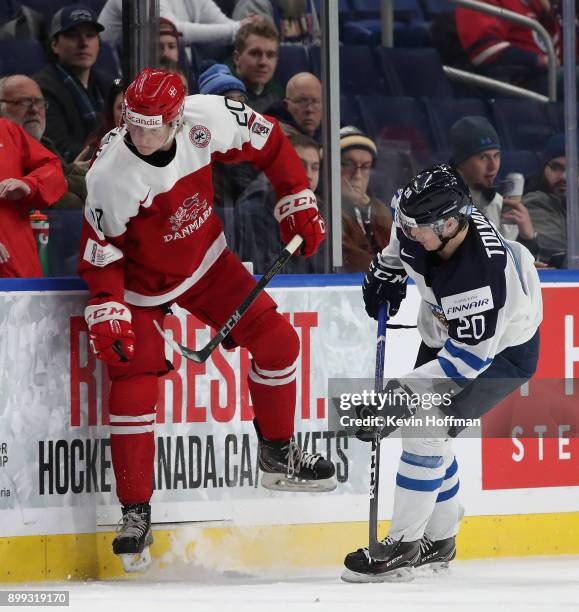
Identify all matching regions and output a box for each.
[153,320,211,364]
[180,344,210,364]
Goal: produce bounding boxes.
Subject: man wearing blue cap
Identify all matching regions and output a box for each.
[198,63,248,103]
[198,63,254,208]
[450,116,535,249]
[34,4,114,162]
[522,134,568,267]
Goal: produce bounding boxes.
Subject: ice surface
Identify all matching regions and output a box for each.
[8,556,579,612]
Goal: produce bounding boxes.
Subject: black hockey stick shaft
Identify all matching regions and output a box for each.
[154,234,303,364]
[368,303,389,561]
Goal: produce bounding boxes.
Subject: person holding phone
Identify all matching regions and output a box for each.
[449,116,537,256]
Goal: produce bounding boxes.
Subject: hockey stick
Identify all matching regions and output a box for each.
[368,303,389,561]
[154,234,304,364]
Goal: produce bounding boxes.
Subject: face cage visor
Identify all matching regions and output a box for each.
[397,204,471,241]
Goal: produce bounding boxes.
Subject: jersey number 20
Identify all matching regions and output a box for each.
[457,315,485,340]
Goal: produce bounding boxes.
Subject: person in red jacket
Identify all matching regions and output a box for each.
[455,0,567,93]
[78,68,336,571]
[0,118,67,277]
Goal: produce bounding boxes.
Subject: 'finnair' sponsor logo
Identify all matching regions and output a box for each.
[441,286,494,320]
[125,109,163,127]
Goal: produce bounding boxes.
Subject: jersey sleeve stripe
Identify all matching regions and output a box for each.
[437,356,469,383]
[443,339,494,371]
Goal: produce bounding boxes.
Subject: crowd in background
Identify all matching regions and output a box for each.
[0,0,574,278]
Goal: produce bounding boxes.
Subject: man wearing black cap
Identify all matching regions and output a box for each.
[450,116,535,247]
[523,134,568,267]
[34,4,113,162]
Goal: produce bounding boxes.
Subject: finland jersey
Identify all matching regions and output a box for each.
[380,194,543,388]
[78,95,310,305]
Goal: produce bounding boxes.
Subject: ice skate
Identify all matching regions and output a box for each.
[255,420,337,492]
[415,535,456,572]
[113,503,153,572]
[341,536,420,583]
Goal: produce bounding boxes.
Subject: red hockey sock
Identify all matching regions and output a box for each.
[108,375,158,505]
[238,309,300,441]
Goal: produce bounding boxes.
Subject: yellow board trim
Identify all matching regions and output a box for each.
[1,513,578,583]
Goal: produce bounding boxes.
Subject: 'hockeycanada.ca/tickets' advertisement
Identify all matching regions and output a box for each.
[0,283,577,537]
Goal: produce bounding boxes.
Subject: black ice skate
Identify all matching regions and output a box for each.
[255,420,337,492]
[415,535,456,571]
[112,502,154,572]
[341,536,420,583]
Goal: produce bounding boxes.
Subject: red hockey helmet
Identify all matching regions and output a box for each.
[124,68,185,128]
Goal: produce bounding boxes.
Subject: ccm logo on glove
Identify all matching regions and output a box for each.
[274,188,326,257]
[84,299,135,365]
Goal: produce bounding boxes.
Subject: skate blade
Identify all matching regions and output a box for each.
[430,561,451,573]
[261,472,337,492]
[119,547,152,573]
[341,566,414,583]
[414,561,451,576]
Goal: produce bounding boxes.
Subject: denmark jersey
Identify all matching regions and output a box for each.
[381,193,543,388]
[78,95,310,305]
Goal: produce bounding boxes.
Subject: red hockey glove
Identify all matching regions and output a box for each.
[274,188,326,257]
[84,297,135,366]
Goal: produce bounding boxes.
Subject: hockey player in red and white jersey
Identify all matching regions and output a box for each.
[78,68,336,570]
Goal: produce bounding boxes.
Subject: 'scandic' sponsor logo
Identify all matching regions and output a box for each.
[125,109,163,127]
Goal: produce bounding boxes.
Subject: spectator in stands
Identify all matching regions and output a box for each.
[523,134,568,267]
[232,20,283,113]
[267,72,322,142]
[449,116,536,252]
[236,132,323,273]
[98,0,260,47]
[0,74,88,209]
[198,62,248,101]
[455,0,570,95]
[198,63,256,208]
[340,126,392,273]
[83,78,125,156]
[233,0,320,45]
[159,58,189,93]
[34,4,114,163]
[159,17,182,63]
[0,118,66,277]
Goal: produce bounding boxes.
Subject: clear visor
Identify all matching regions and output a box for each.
[397,205,470,241]
[397,208,446,241]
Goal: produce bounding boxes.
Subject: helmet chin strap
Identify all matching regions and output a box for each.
[434,217,467,252]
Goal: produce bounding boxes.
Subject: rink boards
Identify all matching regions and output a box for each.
[0,273,578,582]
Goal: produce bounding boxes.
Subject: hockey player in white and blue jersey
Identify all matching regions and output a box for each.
[342,164,542,583]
